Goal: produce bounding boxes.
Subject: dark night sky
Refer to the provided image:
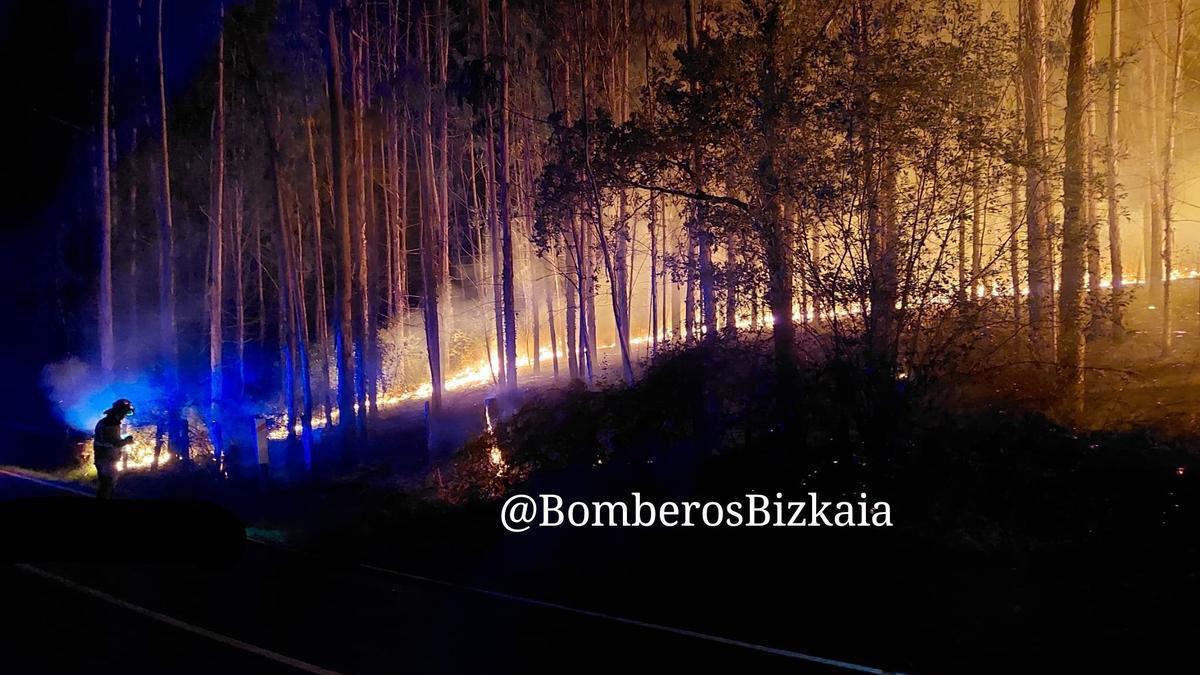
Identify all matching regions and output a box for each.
[0,0,227,450]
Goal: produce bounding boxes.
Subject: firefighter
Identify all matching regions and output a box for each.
[93,399,135,499]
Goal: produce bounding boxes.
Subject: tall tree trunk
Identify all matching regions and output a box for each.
[1146,3,1164,308]
[306,117,333,420]
[99,0,114,373]
[1161,0,1184,353]
[436,0,451,302]
[1085,92,1101,335]
[545,260,560,377]
[418,9,445,412]
[234,183,246,397]
[482,0,506,388]
[1106,0,1124,332]
[248,31,313,468]
[350,5,370,432]
[1010,157,1023,333]
[498,0,519,390]
[971,158,984,299]
[1058,0,1098,415]
[685,232,696,340]
[326,4,357,443]
[687,0,717,343]
[564,246,579,379]
[157,0,183,461]
[1020,0,1053,360]
[209,2,226,459]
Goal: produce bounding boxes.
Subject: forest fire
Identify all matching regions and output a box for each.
[80,424,168,473]
[36,0,1200,474]
[11,0,1200,670]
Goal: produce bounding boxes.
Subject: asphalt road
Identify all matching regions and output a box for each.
[0,471,888,675]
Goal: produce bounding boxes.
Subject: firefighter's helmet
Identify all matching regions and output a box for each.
[104,399,135,417]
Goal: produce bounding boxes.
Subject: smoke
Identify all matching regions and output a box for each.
[41,357,167,432]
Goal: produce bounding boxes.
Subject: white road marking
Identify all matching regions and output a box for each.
[1,467,904,674]
[15,564,341,675]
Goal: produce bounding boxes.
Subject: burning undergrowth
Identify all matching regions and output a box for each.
[42,357,216,474]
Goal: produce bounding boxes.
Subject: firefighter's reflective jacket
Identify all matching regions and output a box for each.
[93,416,130,465]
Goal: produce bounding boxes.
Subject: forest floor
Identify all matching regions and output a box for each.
[19,280,1200,674]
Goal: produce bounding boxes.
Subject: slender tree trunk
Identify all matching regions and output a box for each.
[350,5,370,431]
[685,232,696,340]
[436,0,451,301]
[725,230,737,334]
[99,0,114,373]
[1106,0,1124,332]
[971,158,983,299]
[498,0,519,390]
[1161,0,1184,353]
[1058,0,1098,415]
[564,246,579,379]
[326,4,357,442]
[1146,5,1164,307]
[127,131,139,352]
[1010,157,1023,332]
[1020,0,1053,360]
[481,0,506,388]
[1085,95,1101,334]
[234,183,246,397]
[417,10,445,411]
[306,118,333,419]
[156,0,183,461]
[209,3,226,458]
[545,261,560,377]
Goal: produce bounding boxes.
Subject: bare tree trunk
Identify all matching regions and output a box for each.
[256,211,265,347]
[685,232,696,340]
[481,0,506,388]
[498,0,519,389]
[686,0,717,344]
[418,9,445,412]
[564,246,579,379]
[1058,0,1098,415]
[1009,153,1023,333]
[577,214,596,384]
[545,261,560,377]
[100,0,114,373]
[613,0,632,357]
[672,220,682,337]
[156,0,184,461]
[306,118,333,419]
[396,111,409,313]
[157,0,176,371]
[209,2,226,458]
[559,49,579,378]
[127,130,139,351]
[248,30,313,467]
[1020,0,1053,360]
[1086,88,1101,336]
[971,158,983,299]
[725,230,737,334]
[436,0,451,301]
[960,158,969,297]
[350,5,369,432]
[583,139,636,386]
[326,4,357,442]
[649,200,659,347]
[1106,0,1124,332]
[234,182,246,397]
[1161,0,1184,353]
[1146,2,1164,308]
